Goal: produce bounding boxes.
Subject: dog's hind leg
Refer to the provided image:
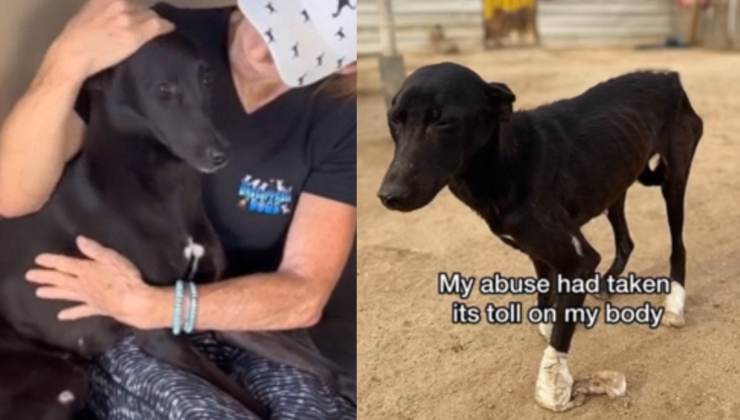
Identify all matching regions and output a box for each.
[661,174,688,327]
[597,193,634,300]
[661,111,701,327]
[0,326,88,420]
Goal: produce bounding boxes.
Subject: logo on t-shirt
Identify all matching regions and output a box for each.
[238,174,294,215]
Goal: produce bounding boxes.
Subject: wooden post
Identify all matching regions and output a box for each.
[689,0,701,46]
[377,0,398,56]
[376,0,406,108]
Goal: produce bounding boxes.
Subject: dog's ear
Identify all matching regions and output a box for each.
[83,69,114,93]
[486,82,516,122]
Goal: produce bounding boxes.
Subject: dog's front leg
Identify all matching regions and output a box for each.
[537,230,599,412]
[530,257,555,341]
[505,217,600,411]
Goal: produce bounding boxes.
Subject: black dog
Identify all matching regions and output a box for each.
[0,34,268,419]
[378,63,702,411]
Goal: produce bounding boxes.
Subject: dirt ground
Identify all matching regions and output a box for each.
[357,48,740,420]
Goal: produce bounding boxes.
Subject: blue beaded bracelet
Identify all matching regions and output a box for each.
[172,280,185,336]
[184,282,198,334]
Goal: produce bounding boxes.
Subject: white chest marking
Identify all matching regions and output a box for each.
[58,390,75,405]
[183,236,205,260]
[571,235,583,257]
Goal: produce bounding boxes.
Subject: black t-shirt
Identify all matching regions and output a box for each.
[154,4,356,276]
[76,4,356,377]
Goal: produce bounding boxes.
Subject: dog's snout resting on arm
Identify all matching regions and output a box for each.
[378,63,702,411]
[0,33,270,419]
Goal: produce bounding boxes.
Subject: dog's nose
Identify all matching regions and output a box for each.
[378,193,400,208]
[206,147,227,166]
[377,185,409,209]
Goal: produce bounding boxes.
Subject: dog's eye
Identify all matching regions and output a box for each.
[435,118,457,128]
[426,107,442,123]
[389,110,406,126]
[157,83,178,99]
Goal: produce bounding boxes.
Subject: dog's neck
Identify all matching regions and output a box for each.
[449,117,528,226]
[80,100,200,202]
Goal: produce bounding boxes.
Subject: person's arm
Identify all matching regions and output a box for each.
[0,0,173,218]
[196,192,356,330]
[25,192,356,331]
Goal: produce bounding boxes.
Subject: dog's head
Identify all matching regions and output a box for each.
[85,33,229,174]
[378,62,515,211]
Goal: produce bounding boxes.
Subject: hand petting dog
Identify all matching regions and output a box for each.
[25,235,168,330]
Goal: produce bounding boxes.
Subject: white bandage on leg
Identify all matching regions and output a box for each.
[535,345,575,412]
[663,281,686,327]
[538,322,553,342]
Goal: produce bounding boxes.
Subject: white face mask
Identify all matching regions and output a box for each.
[237,0,357,87]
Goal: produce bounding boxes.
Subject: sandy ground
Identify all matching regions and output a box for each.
[357,48,740,420]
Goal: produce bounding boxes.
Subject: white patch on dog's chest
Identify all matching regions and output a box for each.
[183,236,205,260]
[500,234,516,243]
[571,235,583,256]
[58,390,75,405]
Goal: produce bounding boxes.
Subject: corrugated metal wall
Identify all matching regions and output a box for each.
[538,0,675,47]
[698,0,740,49]
[359,0,484,55]
[359,0,677,54]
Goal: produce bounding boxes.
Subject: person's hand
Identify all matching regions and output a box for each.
[25,235,169,330]
[47,0,175,81]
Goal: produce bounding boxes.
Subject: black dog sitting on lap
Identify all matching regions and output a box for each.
[378,63,702,411]
[0,33,268,419]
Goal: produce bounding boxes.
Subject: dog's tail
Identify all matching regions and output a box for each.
[637,160,666,186]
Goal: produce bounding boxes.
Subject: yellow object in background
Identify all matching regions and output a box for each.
[484,0,535,18]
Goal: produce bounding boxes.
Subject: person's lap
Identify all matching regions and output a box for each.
[87,334,355,420]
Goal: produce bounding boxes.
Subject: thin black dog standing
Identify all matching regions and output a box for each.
[378,63,702,411]
[0,34,268,419]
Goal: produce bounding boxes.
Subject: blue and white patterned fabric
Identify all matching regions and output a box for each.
[87,334,355,420]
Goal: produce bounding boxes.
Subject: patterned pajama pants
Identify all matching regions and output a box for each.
[86,334,355,420]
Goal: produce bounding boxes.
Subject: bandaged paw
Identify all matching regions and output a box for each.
[535,346,576,412]
[663,281,685,327]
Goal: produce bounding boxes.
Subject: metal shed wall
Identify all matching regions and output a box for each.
[359,0,485,55]
[359,0,677,54]
[537,0,676,47]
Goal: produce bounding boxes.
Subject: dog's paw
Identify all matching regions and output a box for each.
[662,281,686,328]
[537,322,552,342]
[534,346,579,412]
[662,310,685,327]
